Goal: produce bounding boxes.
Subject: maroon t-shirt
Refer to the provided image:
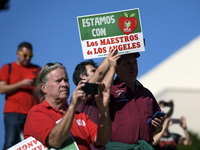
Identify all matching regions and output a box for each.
[76,96,105,150]
[76,96,99,125]
[109,76,161,144]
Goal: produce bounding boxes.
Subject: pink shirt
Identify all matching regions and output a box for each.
[109,77,161,144]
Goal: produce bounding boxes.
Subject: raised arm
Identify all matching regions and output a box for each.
[88,57,109,83]
[93,82,111,147]
[89,49,120,84]
[152,117,170,145]
[178,116,192,145]
[93,49,120,147]
[46,82,86,148]
[101,49,120,89]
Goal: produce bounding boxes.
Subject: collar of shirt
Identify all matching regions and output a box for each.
[114,76,143,90]
[42,100,68,114]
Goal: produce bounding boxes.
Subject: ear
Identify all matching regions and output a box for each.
[16,52,20,58]
[40,83,47,94]
[80,74,87,80]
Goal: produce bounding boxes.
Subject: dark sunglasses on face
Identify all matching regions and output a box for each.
[18,51,34,58]
[46,62,63,67]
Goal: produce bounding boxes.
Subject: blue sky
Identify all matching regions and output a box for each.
[0,0,200,147]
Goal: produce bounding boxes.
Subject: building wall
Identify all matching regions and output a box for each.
[155,88,200,136]
[138,35,200,137]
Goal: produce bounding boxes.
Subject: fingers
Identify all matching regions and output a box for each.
[72,81,86,101]
[158,100,165,107]
[98,82,105,92]
[151,118,162,128]
[74,91,85,100]
[109,49,121,59]
[22,79,33,87]
[107,49,121,70]
[94,82,110,108]
[76,81,85,91]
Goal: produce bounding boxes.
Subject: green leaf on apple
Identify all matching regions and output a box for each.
[124,12,129,18]
[130,13,135,17]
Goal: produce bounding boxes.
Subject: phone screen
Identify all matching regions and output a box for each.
[81,82,99,95]
[171,119,181,124]
[163,102,171,107]
[148,111,165,124]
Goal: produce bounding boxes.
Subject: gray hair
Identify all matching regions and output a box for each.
[34,62,66,103]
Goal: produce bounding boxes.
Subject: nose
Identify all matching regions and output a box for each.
[25,56,32,60]
[61,79,69,87]
[130,63,136,69]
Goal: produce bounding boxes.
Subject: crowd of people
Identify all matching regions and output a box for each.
[0,42,192,150]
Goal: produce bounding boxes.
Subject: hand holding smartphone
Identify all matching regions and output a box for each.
[81,82,99,95]
[148,111,165,124]
[170,118,181,124]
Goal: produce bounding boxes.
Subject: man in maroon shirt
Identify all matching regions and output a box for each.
[106,52,164,149]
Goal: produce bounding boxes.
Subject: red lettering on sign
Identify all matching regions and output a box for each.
[86,41,98,47]
[100,34,139,46]
[22,144,27,150]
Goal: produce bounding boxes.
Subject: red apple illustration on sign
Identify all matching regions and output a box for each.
[118,12,138,35]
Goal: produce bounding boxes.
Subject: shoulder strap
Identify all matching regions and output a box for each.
[32,64,40,71]
[7,63,11,75]
[36,65,40,71]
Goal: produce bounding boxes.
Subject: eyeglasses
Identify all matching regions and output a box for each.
[18,51,34,58]
[46,62,63,67]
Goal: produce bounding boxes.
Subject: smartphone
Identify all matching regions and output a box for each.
[148,111,165,124]
[170,119,181,124]
[81,82,99,95]
[161,102,171,107]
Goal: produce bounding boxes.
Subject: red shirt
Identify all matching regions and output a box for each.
[0,62,41,114]
[24,100,98,150]
[109,76,161,144]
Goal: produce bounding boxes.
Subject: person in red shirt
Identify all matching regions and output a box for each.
[24,62,112,150]
[0,42,41,149]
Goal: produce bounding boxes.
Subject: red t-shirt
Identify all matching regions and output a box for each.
[109,77,161,144]
[0,62,41,114]
[24,100,98,150]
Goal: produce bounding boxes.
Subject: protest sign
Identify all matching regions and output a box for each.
[77,8,145,59]
[8,135,79,150]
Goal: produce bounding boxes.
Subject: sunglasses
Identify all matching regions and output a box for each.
[18,51,34,58]
[46,62,63,67]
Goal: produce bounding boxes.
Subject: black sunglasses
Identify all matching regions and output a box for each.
[46,62,63,67]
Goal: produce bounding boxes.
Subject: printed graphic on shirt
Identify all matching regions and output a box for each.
[159,136,177,150]
[115,90,129,102]
[75,119,86,126]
